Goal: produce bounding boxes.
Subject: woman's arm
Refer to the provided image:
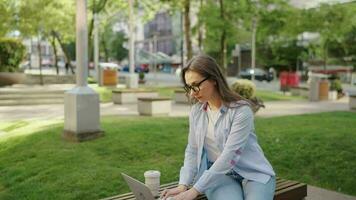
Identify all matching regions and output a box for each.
[178,108,199,186]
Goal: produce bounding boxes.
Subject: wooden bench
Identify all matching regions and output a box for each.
[112,89,158,104]
[102,177,307,200]
[137,97,172,116]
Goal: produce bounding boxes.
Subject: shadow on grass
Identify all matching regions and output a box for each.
[0,116,188,200]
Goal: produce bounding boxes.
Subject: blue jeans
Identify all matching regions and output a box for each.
[204,161,276,200]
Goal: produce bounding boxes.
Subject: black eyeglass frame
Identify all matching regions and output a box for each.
[184,77,210,93]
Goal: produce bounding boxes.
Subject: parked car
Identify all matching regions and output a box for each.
[41,58,54,67]
[239,67,274,82]
[122,65,149,73]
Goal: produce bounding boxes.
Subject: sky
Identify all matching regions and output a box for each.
[289,0,355,8]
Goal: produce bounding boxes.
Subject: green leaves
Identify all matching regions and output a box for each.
[0,38,26,72]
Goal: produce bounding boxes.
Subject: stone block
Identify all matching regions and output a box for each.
[138,97,171,116]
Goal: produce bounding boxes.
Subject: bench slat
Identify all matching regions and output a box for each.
[276,180,300,190]
[102,178,307,200]
[275,183,307,200]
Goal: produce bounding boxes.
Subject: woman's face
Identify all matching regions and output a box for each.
[184,70,217,103]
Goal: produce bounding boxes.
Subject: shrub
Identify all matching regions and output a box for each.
[139,71,145,80]
[330,79,343,93]
[231,79,256,99]
[231,79,264,113]
[0,38,26,72]
[87,76,97,84]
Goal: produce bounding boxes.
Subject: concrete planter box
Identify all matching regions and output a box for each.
[112,89,158,104]
[290,86,309,98]
[349,95,356,110]
[328,91,338,101]
[174,89,189,104]
[23,74,75,84]
[0,72,26,86]
[138,97,171,116]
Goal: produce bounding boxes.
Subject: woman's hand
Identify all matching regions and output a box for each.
[168,187,200,200]
[161,185,187,200]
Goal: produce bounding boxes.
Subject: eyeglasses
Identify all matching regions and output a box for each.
[184,77,209,93]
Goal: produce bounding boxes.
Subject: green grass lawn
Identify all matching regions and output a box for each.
[255,89,306,101]
[143,86,306,102]
[90,85,182,103]
[90,84,305,103]
[90,84,113,103]
[141,86,181,97]
[0,112,355,199]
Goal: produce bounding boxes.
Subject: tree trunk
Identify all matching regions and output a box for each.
[101,37,109,62]
[29,38,33,69]
[323,40,328,71]
[184,0,192,60]
[198,0,203,52]
[37,34,44,85]
[50,31,59,75]
[219,0,227,73]
[53,32,75,74]
[88,9,95,67]
[88,0,108,64]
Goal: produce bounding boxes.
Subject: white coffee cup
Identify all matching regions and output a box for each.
[144,170,161,197]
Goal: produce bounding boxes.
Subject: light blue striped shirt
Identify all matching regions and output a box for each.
[179,100,275,193]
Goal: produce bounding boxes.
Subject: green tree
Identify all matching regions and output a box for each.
[252,0,299,68]
[44,1,76,75]
[0,38,26,72]
[297,3,356,68]
[16,0,76,77]
[160,0,193,61]
[343,26,356,69]
[108,32,128,62]
[195,0,291,71]
[0,0,13,36]
[88,0,161,64]
[198,0,248,71]
[16,0,52,84]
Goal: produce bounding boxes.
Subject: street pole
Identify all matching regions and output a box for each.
[251,16,257,82]
[129,0,135,74]
[153,34,157,85]
[127,0,138,88]
[76,0,87,87]
[94,13,100,85]
[180,11,184,68]
[63,0,102,142]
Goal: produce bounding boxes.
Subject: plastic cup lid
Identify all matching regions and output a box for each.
[144,170,161,178]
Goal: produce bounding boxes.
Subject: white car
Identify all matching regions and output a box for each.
[99,62,122,71]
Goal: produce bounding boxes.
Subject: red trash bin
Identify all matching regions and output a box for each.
[280,71,288,91]
[287,73,300,87]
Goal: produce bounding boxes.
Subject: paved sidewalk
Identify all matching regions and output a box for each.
[256,97,350,118]
[0,97,351,122]
[306,185,356,200]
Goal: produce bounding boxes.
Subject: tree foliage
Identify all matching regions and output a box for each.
[88,0,162,62]
[292,2,356,68]
[2,0,356,73]
[0,38,26,72]
[0,0,13,37]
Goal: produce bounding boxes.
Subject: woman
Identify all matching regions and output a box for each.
[161,55,276,200]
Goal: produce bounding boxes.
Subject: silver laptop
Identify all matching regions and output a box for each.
[121,173,160,200]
